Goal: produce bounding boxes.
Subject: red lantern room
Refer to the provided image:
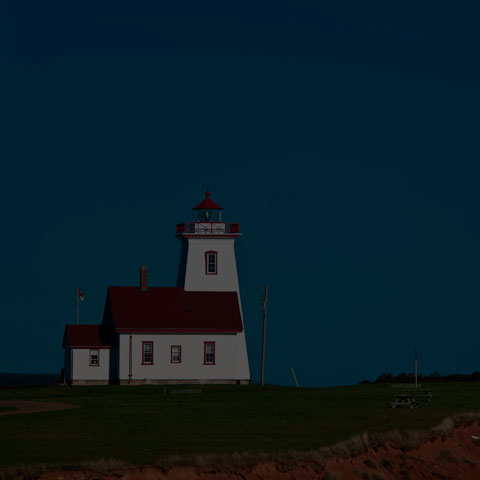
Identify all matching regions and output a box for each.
[193,191,223,222]
[176,191,240,236]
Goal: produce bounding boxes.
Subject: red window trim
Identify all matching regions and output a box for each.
[89,349,100,367]
[203,341,216,365]
[205,250,218,275]
[170,345,182,363]
[142,341,154,365]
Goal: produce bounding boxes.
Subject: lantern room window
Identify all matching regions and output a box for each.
[202,210,212,221]
[194,209,222,222]
[205,251,217,275]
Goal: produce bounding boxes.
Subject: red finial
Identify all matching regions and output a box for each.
[193,189,223,210]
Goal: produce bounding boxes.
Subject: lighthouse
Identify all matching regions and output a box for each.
[176,191,250,381]
[63,190,250,385]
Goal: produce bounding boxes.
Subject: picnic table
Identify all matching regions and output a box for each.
[389,386,432,409]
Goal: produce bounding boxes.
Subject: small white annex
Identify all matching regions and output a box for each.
[62,192,251,385]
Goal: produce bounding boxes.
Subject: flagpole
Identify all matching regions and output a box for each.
[76,287,79,325]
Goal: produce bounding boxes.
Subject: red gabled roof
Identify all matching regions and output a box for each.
[62,325,115,349]
[103,287,243,333]
[193,191,223,210]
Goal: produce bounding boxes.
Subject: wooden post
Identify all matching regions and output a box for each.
[291,367,299,388]
[261,285,268,386]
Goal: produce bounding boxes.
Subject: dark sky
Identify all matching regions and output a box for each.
[2,2,480,386]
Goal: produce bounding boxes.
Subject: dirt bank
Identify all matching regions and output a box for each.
[321,419,480,479]
[6,417,480,480]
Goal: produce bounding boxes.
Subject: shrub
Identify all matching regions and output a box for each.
[379,458,393,473]
[323,471,342,480]
[363,458,377,469]
[435,450,459,464]
[463,457,476,467]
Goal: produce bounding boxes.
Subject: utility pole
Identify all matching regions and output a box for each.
[414,347,418,387]
[261,285,268,386]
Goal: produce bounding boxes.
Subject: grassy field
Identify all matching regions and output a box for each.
[0,406,16,413]
[0,382,479,468]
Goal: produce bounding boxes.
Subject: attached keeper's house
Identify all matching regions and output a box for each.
[62,192,251,385]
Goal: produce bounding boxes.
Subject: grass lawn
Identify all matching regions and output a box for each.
[0,406,16,413]
[0,382,479,468]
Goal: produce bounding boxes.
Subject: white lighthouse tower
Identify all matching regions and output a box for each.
[176,191,241,292]
[176,191,250,382]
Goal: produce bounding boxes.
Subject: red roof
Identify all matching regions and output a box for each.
[63,325,115,349]
[193,191,223,210]
[103,287,243,333]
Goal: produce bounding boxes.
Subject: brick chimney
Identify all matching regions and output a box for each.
[140,265,148,292]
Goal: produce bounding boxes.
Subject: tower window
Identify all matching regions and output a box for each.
[142,342,154,365]
[89,349,99,366]
[205,251,218,275]
[204,342,215,365]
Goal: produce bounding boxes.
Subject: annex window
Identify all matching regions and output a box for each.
[90,349,99,366]
[171,345,182,363]
[205,251,217,275]
[204,342,215,365]
[142,342,153,365]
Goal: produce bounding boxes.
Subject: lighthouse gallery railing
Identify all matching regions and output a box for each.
[176,222,240,235]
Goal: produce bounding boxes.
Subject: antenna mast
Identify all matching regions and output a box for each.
[261,285,268,386]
